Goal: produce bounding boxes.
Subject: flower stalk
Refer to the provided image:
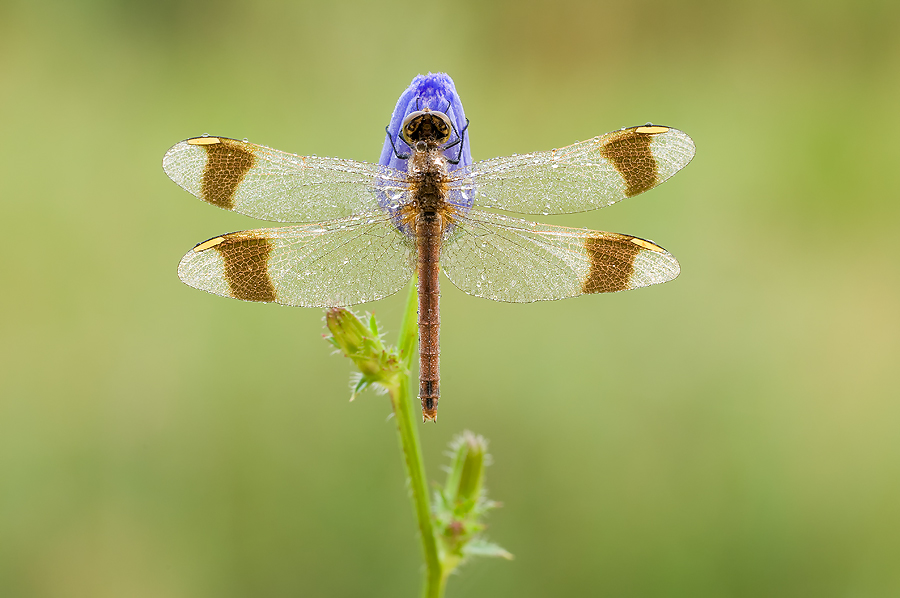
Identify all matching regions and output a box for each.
[325,278,444,597]
[392,277,444,597]
[325,274,510,598]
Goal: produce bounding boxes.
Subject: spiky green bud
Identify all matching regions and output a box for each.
[434,431,511,573]
[324,308,402,396]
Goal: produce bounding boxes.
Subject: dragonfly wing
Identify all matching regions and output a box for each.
[163,137,408,222]
[459,125,694,215]
[442,209,680,303]
[178,213,415,307]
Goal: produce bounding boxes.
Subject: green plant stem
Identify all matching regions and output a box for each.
[389,276,445,598]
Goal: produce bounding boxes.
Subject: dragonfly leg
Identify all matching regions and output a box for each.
[385,125,410,160]
[444,118,469,165]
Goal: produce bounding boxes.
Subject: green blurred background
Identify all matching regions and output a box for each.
[2,0,899,596]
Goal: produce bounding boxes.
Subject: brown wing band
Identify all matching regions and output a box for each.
[213,235,277,302]
[600,129,659,197]
[581,236,642,294]
[200,139,256,209]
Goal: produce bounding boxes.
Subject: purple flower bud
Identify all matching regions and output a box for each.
[379,72,473,171]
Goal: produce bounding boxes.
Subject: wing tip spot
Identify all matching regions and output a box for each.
[630,238,665,252]
[187,137,222,146]
[194,236,226,252]
[634,125,670,135]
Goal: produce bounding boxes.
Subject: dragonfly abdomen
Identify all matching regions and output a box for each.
[416,209,442,422]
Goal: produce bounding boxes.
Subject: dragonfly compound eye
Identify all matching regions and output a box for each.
[400,110,454,146]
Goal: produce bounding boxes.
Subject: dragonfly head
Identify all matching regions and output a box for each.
[400,108,453,147]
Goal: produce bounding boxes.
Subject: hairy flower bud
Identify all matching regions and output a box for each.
[325,308,401,395]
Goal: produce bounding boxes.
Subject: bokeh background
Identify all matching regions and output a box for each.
[2,0,899,596]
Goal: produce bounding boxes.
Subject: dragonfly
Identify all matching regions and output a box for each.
[163,109,694,422]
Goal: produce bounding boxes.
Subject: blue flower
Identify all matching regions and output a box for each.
[379,72,473,171]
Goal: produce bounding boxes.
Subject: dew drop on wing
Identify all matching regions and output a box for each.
[242,138,248,143]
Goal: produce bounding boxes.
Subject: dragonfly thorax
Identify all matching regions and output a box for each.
[407,145,450,214]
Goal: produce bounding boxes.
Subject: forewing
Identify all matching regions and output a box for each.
[178,213,415,307]
[456,125,694,215]
[441,209,680,303]
[163,137,408,222]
